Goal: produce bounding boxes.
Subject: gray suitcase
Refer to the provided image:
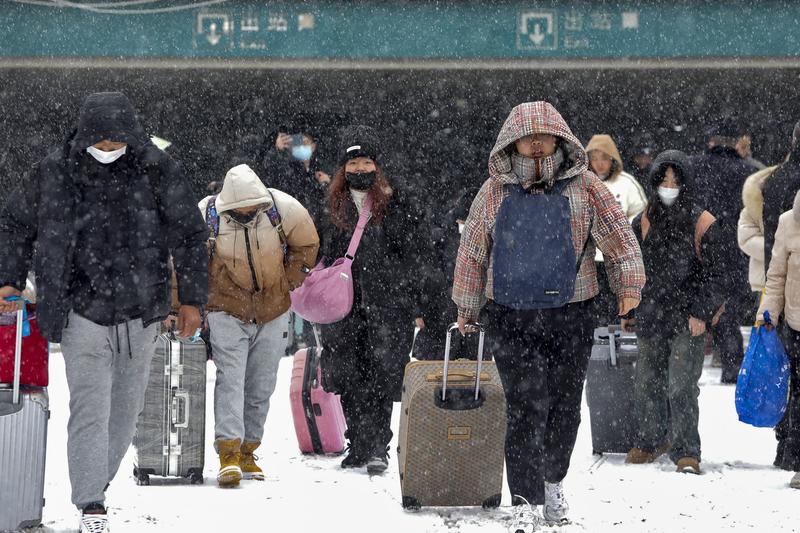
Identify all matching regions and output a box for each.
[398,324,506,510]
[133,331,206,485]
[585,325,639,455]
[0,303,49,532]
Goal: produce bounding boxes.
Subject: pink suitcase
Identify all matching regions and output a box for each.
[289,344,347,455]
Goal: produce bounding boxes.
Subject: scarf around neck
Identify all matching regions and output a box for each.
[511,149,565,190]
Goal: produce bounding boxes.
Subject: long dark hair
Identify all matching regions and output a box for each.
[327,165,391,229]
[645,156,695,240]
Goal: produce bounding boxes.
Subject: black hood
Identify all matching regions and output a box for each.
[71,92,148,154]
[649,149,695,198]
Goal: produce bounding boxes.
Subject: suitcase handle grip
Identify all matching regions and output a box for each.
[172,391,190,429]
[598,328,622,367]
[442,323,485,402]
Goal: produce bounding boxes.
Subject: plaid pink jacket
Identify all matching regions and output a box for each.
[452,102,645,321]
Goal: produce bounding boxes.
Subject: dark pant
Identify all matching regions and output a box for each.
[711,301,746,383]
[484,299,594,505]
[321,305,411,454]
[634,331,705,462]
[593,261,618,328]
[775,326,800,471]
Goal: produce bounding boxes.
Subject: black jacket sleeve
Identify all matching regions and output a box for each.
[690,222,728,322]
[0,164,41,289]
[263,147,294,193]
[155,155,208,307]
[383,192,433,318]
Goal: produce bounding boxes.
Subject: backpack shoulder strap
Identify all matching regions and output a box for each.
[694,210,716,261]
[265,189,289,264]
[205,195,220,259]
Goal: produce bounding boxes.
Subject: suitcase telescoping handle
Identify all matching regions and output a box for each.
[6,296,26,405]
[597,327,621,368]
[442,322,485,402]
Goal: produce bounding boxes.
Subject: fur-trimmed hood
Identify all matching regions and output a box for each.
[742,165,779,223]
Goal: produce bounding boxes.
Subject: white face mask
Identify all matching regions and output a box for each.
[458,223,465,234]
[657,186,680,207]
[87,145,127,165]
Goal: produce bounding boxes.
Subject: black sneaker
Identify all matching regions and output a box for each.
[340,444,368,469]
[366,447,390,475]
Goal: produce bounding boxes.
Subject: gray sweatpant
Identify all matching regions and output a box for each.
[208,311,288,443]
[60,311,158,509]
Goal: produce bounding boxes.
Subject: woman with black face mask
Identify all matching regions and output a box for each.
[317,125,429,475]
[623,150,728,475]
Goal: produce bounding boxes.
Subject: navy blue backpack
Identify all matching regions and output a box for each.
[492,178,589,310]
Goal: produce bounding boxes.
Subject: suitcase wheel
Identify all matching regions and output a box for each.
[402,496,421,511]
[133,468,150,486]
[482,494,501,509]
[188,469,205,485]
[592,450,603,456]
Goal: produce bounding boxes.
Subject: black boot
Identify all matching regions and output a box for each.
[366,445,390,475]
[340,442,368,469]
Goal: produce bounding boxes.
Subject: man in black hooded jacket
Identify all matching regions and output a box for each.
[0,92,207,532]
[691,121,758,383]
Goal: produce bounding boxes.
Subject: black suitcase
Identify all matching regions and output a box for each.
[133,332,207,485]
[585,325,638,455]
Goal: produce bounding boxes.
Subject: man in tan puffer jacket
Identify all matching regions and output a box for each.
[200,164,319,487]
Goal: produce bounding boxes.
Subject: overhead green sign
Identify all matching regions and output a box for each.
[0,1,798,60]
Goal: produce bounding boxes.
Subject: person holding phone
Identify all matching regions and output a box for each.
[266,127,330,225]
[0,92,207,533]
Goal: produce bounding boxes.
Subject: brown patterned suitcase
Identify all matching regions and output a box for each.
[397,323,506,509]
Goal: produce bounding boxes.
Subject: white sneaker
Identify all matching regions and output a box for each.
[508,495,542,533]
[790,472,800,489]
[544,481,570,524]
[79,513,109,533]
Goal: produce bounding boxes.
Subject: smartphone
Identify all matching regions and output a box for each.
[291,133,305,146]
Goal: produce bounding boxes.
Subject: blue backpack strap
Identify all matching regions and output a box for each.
[205,195,220,258]
[264,190,289,265]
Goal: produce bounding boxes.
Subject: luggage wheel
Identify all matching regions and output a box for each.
[133,467,150,486]
[482,494,501,509]
[188,469,205,485]
[592,450,604,456]
[402,496,421,511]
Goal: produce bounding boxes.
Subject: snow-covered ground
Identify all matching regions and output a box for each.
[36,347,797,533]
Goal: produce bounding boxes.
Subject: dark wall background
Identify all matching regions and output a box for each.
[1,67,798,223]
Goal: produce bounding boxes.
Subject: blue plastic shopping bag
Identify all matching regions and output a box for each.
[735,311,791,427]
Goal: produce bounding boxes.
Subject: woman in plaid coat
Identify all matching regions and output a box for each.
[452,101,645,524]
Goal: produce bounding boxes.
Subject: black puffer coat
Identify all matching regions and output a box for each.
[317,187,429,315]
[631,150,729,338]
[0,92,208,342]
[763,143,800,271]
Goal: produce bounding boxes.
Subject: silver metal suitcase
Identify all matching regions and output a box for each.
[398,323,506,509]
[133,331,206,485]
[0,302,49,532]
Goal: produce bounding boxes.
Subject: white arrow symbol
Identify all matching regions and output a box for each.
[207,22,221,46]
[529,23,546,45]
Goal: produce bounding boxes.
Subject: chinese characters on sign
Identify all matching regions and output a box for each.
[516,8,641,52]
[193,10,317,51]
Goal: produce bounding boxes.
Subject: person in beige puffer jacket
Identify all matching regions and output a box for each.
[737,165,778,312]
[199,164,319,488]
[585,134,647,325]
[757,190,800,490]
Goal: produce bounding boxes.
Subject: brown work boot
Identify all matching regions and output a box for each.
[216,438,243,488]
[240,440,265,481]
[676,456,701,474]
[625,442,670,464]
